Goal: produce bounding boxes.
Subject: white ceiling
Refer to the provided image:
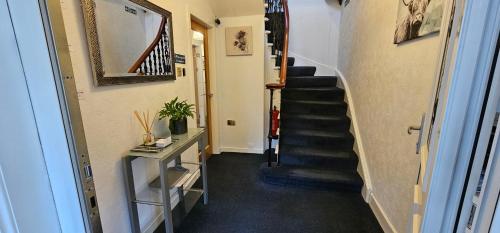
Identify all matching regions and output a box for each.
[210,0,264,17]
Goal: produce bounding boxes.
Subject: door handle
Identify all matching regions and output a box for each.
[408,114,426,154]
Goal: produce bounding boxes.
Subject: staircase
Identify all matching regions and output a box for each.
[260,0,363,192]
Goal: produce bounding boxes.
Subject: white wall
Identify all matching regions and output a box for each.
[60,0,217,232]
[337,0,443,232]
[211,0,264,17]
[287,0,341,76]
[215,15,265,153]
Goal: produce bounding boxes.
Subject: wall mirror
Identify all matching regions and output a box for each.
[80,0,176,86]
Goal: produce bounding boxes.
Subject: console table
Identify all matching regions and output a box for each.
[123,128,208,233]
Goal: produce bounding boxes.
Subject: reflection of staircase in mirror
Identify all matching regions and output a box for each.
[128,16,174,76]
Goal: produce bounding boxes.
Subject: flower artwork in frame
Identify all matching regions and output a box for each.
[225,26,253,56]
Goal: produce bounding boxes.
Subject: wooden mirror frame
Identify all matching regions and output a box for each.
[80,0,176,86]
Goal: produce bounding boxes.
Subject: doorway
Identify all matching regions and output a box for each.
[191,18,213,157]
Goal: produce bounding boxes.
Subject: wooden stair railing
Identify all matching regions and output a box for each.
[265,0,289,88]
[265,0,289,167]
[128,17,173,76]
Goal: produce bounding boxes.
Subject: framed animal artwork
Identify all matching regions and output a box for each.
[225,26,253,56]
[394,0,444,44]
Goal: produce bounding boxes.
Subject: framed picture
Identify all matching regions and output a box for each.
[79,0,176,86]
[225,26,253,56]
[394,0,444,44]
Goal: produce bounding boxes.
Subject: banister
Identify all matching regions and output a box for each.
[265,0,289,167]
[279,0,289,85]
[265,0,290,89]
[128,17,167,73]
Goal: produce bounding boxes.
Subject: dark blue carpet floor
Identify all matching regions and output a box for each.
[155,153,383,233]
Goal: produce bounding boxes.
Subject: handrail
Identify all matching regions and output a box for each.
[128,17,167,73]
[265,0,289,90]
[278,0,289,85]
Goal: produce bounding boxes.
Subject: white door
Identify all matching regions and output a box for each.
[0,0,87,232]
[0,1,61,231]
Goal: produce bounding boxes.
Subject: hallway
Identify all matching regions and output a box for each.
[155,153,382,233]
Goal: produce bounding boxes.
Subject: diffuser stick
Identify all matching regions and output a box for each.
[134,111,148,132]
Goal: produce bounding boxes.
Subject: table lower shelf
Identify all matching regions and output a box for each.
[149,166,190,189]
[134,169,201,207]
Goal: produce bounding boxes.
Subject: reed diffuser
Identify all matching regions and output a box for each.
[134,110,157,145]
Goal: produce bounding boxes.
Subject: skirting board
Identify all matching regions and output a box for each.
[335,68,373,202]
[369,193,398,233]
[143,170,201,233]
[219,147,264,154]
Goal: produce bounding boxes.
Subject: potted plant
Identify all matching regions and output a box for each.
[159,97,195,135]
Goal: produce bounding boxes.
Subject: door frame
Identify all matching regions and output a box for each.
[191,18,214,157]
[420,0,500,231]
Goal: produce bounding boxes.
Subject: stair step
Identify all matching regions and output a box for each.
[276,57,295,67]
[287,66,316,77]
[259,163,363,192]
[286,76,338,88]
[280,114,351,131]
[280,129,354,149]
[282,87,345,101]
[280,146,358,169]
[267,34,273,43]
[281,99,347,115]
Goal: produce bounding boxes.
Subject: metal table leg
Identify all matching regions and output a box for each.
[123,157,141,233]
[199,136,208,205]
[160,158,174,233]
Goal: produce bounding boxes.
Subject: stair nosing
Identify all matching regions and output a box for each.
[262,165,363,184]
[280,114,349,121]
[280,129,353,138]
[281,99,346,105]
[280,147,357,159]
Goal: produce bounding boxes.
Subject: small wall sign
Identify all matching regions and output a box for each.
[175,54,186,64]
[124,6,137,15]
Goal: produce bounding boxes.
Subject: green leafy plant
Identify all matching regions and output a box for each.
[159,97,195,121]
